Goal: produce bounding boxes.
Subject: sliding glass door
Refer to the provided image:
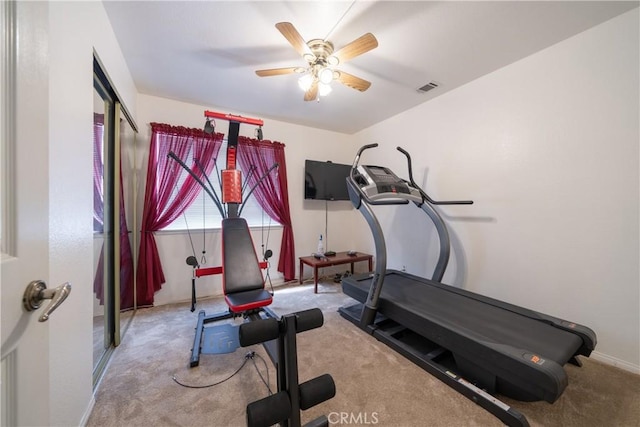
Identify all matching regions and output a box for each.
[93,57,138,385]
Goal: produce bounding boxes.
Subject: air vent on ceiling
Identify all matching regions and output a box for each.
[417,81,439,93]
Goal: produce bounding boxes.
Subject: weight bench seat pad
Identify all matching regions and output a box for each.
[225,289,273,313]
[222,217,270,312]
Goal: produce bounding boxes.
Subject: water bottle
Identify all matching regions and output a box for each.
[317,234,324,255]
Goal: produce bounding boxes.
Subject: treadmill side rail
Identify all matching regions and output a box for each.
[397,337,532,427]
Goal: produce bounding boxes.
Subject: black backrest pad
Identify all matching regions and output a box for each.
[222,217,264,294]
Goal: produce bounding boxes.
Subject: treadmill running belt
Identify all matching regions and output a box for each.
[342,271,588,403]
[343,271,583,365]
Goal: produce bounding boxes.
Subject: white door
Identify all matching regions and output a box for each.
[1,2,69,426]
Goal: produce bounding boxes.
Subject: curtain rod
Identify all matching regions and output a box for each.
[204,110,264,127]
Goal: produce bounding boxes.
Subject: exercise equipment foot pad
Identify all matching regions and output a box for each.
[201,324,240,354]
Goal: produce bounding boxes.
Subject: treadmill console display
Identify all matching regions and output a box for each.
[355,165,422,203]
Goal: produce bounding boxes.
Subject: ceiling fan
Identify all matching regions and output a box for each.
[255,22,378,101]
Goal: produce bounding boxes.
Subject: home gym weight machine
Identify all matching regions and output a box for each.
[169,110,335,427]
[338,143,597,427]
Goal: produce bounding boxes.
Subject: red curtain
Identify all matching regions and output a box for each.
[236,136,295,281]
[137,123,224,306]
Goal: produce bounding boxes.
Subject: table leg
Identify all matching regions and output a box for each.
[368,258,372,272]
[350,262,354,274]
[299,259,303,284]
[314,266,319,293]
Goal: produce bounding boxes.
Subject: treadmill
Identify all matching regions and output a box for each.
[338,144,596,427]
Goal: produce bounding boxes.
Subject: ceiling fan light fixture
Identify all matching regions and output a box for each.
[298,73,314,91]
[318,67,334,85]
[318,82,332,97]
[256,22,377,101]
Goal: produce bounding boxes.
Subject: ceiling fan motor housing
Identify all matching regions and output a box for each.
[306,39,336,65]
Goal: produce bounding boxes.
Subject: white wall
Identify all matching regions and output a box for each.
[136,10,640,371]
[353,10,639,371]
[48,1,137,425]
[136,95,364,305]
[36,4,637,427]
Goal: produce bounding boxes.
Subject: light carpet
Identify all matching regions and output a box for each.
[87,281,640,427]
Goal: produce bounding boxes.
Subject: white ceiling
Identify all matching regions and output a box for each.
[103,1,638,134]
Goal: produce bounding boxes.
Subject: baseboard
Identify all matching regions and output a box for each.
[590,350,640,374]
[79,396,95,426]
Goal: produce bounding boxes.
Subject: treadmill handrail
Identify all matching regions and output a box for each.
[346,144,472,312]
[350,143,378,181]
[394,145,472,280]
[396,146,474,206]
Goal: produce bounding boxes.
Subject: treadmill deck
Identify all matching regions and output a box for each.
[341,270,585,403]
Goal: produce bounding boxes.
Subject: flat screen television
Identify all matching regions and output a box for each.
[304,160,352,201]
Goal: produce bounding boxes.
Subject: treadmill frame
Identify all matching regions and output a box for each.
[338,144,596,427]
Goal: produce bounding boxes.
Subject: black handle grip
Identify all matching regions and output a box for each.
[356,143,378,157]
[396,146,415,185]
[396,146,473,206]
[350,143,378,182]
[426,197,474,205]
[366,199,410,206]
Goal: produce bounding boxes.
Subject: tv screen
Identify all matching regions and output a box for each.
[304,160,352,201]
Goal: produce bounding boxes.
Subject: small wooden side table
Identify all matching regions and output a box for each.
[299,251,373,293]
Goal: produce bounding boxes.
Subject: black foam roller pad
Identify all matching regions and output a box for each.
[246,391,291,427]
[239,317,280,347]
[295,308,324,333]
[299,374,336,410]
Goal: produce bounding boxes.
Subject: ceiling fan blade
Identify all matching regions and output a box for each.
[276,22,312,57]
[337,71,371,92]
[332,33,378,64]
[255,67,300,77]
[304,82,318,101]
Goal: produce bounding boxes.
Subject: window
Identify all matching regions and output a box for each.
[161,141,280,231]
